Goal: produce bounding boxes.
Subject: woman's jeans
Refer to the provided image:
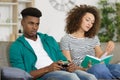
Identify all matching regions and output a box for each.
[87,64,120,79]
[41,70,97,80]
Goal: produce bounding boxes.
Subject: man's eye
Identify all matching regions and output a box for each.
[29,22,34,25]
[36,23,39,26]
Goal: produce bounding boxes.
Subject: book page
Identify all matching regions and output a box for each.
[100,52,108,59]
[86,55,101,61]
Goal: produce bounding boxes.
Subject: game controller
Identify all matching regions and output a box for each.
[62,63,68,67]
[61,61,69,70]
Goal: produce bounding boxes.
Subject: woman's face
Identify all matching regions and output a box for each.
[80,12,95,32]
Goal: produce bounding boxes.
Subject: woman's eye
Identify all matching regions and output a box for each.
[86,19,89,21]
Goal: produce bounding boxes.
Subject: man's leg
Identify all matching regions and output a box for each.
[87,64,114,79]
[41,71,80,80]
[106,64,120,79]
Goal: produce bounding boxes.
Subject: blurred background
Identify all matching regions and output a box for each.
[0,0,120,42]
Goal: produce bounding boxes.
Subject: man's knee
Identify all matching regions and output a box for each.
[65,73,80,80]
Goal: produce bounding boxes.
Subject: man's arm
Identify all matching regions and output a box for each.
[30,61,63,79]
[30,66,50,79]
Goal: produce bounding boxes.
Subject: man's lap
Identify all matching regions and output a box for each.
[40,70,80,80]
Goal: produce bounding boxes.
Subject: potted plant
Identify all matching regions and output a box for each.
[97,0,116,42]
[115,3,120,42]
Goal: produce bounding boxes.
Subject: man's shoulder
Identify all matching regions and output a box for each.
[37,32,55,40]
[10,36,25,47]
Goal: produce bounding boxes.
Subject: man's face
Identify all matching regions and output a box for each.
[21,16,40,39]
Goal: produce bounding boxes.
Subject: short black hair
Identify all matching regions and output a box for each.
[21,7,42,18]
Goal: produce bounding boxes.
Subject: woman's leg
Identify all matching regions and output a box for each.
[87,64,114,79]
[73,70,97,80]
[106,64,120,79]
[40,71,80,80]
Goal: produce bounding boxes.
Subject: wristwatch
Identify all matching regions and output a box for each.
[49,0,76,12]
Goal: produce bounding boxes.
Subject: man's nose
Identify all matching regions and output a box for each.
[32,24,38,29]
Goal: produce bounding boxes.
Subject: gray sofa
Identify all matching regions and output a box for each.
[0,41,33,80]
[0,41,120,67]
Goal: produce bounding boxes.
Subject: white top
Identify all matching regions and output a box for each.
[25,35,53,69]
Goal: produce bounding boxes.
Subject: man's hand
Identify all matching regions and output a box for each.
[47,61,63,72]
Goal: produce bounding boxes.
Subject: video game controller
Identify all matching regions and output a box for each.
[61,61,69,71]
[62,63,68,67]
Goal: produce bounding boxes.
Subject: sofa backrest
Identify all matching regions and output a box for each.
[0,42,12,67]
[0,42,120,67]
[100,42,120,64]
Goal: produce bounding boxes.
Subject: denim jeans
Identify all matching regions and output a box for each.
[106,64,120,79]
[41,70,97,80]
[87,64,120,79]
[73,70,97,80]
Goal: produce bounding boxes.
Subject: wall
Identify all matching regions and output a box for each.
[0,6,12,41]
[35,0,99,41]
[0,0,115,41]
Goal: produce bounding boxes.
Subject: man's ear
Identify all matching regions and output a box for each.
[21,19,24,26]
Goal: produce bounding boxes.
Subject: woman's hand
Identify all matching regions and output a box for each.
[66,62,77,72]
[105,41,115,54]
[66,62,87,72]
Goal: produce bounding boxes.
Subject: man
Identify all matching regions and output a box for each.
[9,7,97,80]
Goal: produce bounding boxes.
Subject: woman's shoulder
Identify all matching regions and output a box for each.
[61,34,71,41]
[93,35,100,41]
[87,35,99,40]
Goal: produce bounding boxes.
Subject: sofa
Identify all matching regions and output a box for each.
[0,41,120,67]
[0,42,33,80]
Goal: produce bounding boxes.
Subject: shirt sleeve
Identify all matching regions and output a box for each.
[60,35,70,50]
[9,42,26,71]
[94,35,100,46]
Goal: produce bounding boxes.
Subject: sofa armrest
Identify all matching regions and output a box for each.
[1,67,33,80]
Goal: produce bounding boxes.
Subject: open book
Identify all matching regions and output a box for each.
[81,54,113,68]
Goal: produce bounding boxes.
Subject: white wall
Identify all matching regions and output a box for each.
[35,0,99,41]
[0,6,13,41]
[0,0,99,41]
[0,0,117,41]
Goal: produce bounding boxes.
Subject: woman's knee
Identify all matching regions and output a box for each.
[88,64,109,74]
[87,64,114,79]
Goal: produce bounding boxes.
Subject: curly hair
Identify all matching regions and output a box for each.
[65,4,101,38]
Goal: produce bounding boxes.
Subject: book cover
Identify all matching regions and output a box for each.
[81,54,113,68]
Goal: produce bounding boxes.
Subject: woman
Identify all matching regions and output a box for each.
[60,4,120,79]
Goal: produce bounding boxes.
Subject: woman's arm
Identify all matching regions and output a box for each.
[105,41,115,54]
[62,50,87,71]
[94,41,115,58]
[62,50,72,62]
[94,45,103,58]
